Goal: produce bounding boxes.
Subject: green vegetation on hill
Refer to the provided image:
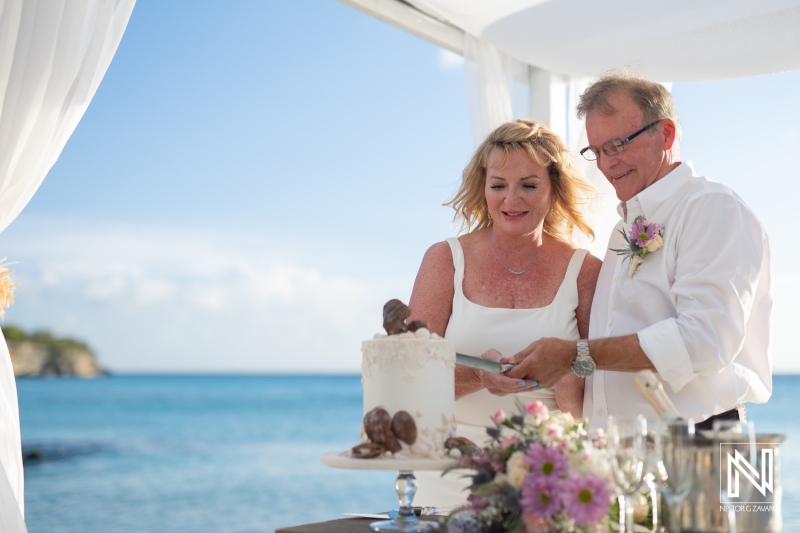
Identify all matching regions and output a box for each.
[2,325,92,352]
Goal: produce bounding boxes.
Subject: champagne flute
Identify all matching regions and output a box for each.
[653,419,695,533]
[607,415,647,532]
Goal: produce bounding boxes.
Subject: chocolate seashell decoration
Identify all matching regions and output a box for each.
[390,410,417,445]
[445,436,479,452]
[407,319,429,332]
[383,299,411,335]
[351,442,385,459]
[363,407,393,446]
[356,407,412,457]
[385,433,402,454]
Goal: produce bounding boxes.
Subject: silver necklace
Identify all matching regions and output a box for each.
[489,237,543,275]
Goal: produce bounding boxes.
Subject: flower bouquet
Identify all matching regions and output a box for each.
[444,401,615,533]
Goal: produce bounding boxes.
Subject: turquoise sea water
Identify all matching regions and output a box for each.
[16,374,800,532]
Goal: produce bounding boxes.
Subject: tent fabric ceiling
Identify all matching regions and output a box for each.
[405,0,800,81]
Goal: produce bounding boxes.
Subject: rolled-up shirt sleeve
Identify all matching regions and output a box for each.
[636,189,765,393]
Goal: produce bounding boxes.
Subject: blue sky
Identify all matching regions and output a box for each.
[0,1,798,373]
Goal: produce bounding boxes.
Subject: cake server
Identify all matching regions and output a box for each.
[456,353,514,374]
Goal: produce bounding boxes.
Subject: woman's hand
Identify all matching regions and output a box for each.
[478,349,541,396]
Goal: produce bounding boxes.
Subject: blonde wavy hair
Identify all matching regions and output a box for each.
[446,119,596,244]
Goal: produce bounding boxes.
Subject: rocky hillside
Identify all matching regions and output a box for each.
[3,326,106,378]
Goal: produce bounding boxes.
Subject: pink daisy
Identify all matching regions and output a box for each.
[524,442,568,477]
[520,472,563,520]
[561,473,614,526]
[628,218,662,248]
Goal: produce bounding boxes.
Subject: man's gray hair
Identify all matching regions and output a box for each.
[576,70,682,143]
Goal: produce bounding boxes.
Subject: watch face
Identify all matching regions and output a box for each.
[573,356,596,377]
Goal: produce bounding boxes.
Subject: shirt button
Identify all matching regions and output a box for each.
[608,321,613,327]
[597,409,604,415]
[613,276,619,282]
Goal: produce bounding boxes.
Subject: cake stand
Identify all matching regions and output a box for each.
[321,451,455,532]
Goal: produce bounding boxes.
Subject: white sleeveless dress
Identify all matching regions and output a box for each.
[414,237,588,509]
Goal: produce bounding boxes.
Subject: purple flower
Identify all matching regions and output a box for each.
[524,442,568,477]
[561,473,614,526]
[627,217,665,249]
[628,218,659,247]
[520,473,563,520]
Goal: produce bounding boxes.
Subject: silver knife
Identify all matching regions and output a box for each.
[456,353,514,374]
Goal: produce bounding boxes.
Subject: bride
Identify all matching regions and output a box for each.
[408,119,600,508]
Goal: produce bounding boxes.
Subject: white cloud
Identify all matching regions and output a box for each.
[0,217,413,373]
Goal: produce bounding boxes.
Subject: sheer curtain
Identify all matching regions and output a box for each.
[463,34,528,147]
[0,0,135,527]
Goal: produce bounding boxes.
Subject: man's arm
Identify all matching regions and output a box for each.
[506,334,654,388]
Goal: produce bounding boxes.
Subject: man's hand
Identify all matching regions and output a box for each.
[476,349,541,396]
[504,338,576,388]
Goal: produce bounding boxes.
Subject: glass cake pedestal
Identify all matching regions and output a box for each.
[321,451,455,532]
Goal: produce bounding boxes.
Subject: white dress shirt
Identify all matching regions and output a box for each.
[585,162,772,430]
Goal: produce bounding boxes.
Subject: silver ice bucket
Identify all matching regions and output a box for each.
[680,433,785,533]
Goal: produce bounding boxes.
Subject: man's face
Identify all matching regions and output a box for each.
[585,91,672,202]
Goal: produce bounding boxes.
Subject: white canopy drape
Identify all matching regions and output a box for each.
[0,0,135,527]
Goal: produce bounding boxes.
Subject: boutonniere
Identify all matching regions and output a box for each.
[611,216,665,277]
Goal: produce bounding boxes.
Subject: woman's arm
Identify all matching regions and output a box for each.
[408,241,455,336]
[554,253,602,417]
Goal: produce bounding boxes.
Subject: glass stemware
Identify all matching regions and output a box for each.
[653,419,695,533]
[607,415,647,532]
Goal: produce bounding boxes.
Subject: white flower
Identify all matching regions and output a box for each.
[506,451,529,489]
[553,411,575,426]
[524,413,543,427]
[544,423,564,440]
[645,234,664,253]
[627,255,644,277]
[571,442,611,479]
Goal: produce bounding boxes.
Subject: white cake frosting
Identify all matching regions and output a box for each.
[361,328,456,459]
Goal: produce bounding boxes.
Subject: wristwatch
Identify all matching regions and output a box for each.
[571,339,596,377]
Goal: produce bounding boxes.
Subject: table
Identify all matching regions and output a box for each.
[275,515,443,533]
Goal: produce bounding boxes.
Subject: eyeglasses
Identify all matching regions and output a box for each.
[580,120,663,161]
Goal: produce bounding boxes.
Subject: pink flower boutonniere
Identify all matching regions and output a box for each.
[611,216,665,277]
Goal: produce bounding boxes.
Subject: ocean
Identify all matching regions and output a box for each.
[16,374,799,533]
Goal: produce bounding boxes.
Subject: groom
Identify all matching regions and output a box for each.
[506,72,772,430]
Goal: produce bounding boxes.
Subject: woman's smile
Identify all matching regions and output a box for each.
[501,210,529,220]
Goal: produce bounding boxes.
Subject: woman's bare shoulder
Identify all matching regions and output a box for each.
[421,240,454,268]
[576,247,602,270]
[577,251,602,288]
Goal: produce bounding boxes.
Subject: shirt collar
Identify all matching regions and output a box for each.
[617,161,695,222]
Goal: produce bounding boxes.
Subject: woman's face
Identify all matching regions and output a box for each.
[484,147,555,236]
